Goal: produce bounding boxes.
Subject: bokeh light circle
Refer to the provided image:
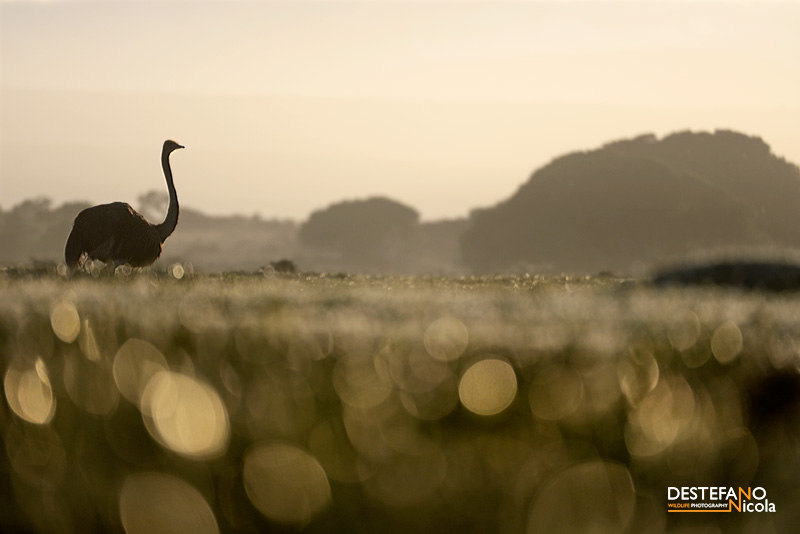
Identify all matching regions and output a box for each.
[170,263,185,279]
[113,338,170,407]
[4,358,56,425]
[119,472,219,534]
[529,365,583,421]
[424,316,469,362]
[711,321,743,364]
[528,461,635,534]
[243,442,332,527]
[141,371,230,459]
[624,377,695,458]
[50,300,80,343]
[667,310,701,351]
[458,358,517,416]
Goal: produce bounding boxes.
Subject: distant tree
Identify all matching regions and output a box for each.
[299,197,420,272]
[138,190,169,223]
[0,198,89,263]
[270,259,298,274]
[0,199,54,261]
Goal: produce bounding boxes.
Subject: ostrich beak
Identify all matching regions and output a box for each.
[177,144,185,149]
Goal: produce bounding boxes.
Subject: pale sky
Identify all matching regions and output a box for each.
[1,1,798,221]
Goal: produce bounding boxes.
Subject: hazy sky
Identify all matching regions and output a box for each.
[1,0,798,221]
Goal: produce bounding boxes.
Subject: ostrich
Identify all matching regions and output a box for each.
[64,140,184,269]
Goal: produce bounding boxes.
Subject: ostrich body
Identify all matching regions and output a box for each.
[65,140,184,268]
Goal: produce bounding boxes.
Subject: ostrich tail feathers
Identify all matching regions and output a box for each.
[64,229,83,267]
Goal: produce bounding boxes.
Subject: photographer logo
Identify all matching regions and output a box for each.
[667,487,776,513]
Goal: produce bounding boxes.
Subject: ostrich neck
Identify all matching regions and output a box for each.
[155,149,179,243]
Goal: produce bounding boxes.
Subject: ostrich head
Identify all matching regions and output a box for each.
[163,139,185,153]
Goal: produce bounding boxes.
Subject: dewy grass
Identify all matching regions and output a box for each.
[0,271,798,533]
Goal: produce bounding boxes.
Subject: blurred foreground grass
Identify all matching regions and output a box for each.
[1,269,799,533]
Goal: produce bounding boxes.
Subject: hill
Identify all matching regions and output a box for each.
[461,130,800,274]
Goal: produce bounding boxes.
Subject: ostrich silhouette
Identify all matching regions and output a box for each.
[65,140,184,269]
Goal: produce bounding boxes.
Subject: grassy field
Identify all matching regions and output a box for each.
[1,268,799,533]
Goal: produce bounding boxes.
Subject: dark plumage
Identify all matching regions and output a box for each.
[65,140,184,269]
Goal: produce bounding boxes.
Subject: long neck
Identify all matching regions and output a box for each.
[155,147,179,243]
